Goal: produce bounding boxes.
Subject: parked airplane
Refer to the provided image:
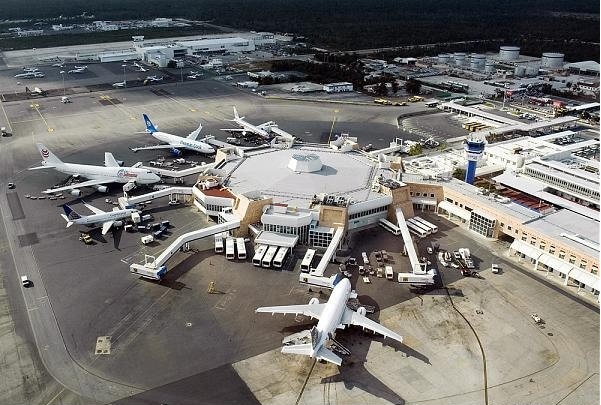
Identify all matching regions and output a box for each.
[61,202,139,235]
[14,72,36,79]
[30,143,160,196]
[74,65,88,70]
[23,67,39,72]
[145,75,164,82]
[131,114,214,155]
[52,62,65,67]
[256,277,403,366]
[221,106,274,138]
[112,81,126,88]
[68,68,86,74]
[133,62,147,72]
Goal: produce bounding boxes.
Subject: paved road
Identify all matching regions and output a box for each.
[0,142,142,402]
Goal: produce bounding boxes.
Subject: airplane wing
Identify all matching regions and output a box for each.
[82,201,105,215]
[256,303,326,320]
[130,144,181,152]
[42,178,113,194]
[101,221,114,235]
[342,309,403,343]
[104,152,120,167]
[220,128,246,133]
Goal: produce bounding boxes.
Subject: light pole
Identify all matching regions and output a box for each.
[180,64,184,83]
[122,64,127,88]
[59,70,65,95]
[327,109,339,145]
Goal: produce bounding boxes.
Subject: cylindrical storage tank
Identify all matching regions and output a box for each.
[437,53,450,64]
[499,46,520,61]
[514,66,526,77]
[470,54,486,70]
[484,60,495,74]
[526,64,539,76]
[541,52,564,68]
[453,52,466,66]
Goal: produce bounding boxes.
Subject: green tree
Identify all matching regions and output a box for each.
[408,143,422,156]
[452,167,466,180]
[405,78,421,95]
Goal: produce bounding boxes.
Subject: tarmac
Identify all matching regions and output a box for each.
[0,70,597,404]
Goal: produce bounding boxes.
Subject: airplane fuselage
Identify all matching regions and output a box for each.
[152,131,214,154]
[47,162,158,184]
[234,118,270,138]
[311,278,352,357]
[73,208,138,226]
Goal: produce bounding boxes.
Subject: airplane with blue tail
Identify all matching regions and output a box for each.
[130,114,215,156]
[61,202,139,235]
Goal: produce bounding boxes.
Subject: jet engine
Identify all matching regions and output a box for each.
[70,189,81,197]
[357,306,367,316]
[95,185,108,193]
[308,297,320,305]
[113,221,123,228]
[170,147,182,156]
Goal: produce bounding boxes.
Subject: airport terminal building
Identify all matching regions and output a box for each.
[188,140,599,296]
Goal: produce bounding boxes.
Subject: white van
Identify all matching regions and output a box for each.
[491,263,500,274]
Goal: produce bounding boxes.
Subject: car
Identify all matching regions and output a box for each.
[168,200,179,206]
[426,246,433,254]
[358,265,365,275]
[450,262,460,269]
[461,269,472,276]
[8,182,15,189]
[531,313,543,324]
[21,275,31,287]
[347,257,357,266]
[491,263,500,274]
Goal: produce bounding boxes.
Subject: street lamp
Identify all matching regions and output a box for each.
[121,64,127,88]
[59,70,65,96]
[327,108,339,145]
[180,64,184,83]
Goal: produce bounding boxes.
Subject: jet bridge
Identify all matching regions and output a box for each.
[299,227,344,288]
[119,186,193,208]
[130,219,240,280]
[395,208,425,274]
[395,208,435,285]
[142,161,218,179]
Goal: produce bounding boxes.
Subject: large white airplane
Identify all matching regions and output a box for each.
[30,143,160,196]
[221,106,274,138]
[130,114,214,155]
[145,75,164,83]
[14,72,36,79]
[68,67,86,74]
[256,277,403,366]
[61,202,139,235]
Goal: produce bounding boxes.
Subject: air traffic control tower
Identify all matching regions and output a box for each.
[464,138,485,184]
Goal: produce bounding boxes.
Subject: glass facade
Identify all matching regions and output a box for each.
[309,229,334,248]
[263,223,310,244]
[469,212,496,237]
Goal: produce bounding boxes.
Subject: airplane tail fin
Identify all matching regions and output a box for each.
[232,106,244,120]
[142,114,157,133]
[187,122,203,140]
[36,143,63,165]
[62,204,81,221]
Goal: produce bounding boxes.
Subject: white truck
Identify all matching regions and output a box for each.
[141,235,154,245]
[459,248,475,269]
[385,265,394,280]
